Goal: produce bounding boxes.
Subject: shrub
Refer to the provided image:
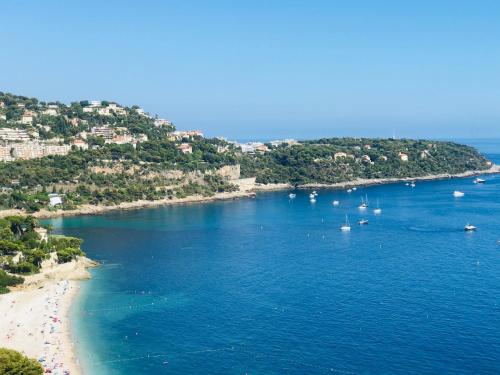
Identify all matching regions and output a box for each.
[0,348,43,374]
[0,270,24,294]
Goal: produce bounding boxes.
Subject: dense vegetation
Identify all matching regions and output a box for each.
[0,270,24,294]
[0,216,85,290]
[0,92,491,211]
[241,138,490,185]
[0,348,43,374]
[0,137,239,211]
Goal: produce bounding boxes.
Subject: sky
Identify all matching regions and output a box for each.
[1,0,499,140]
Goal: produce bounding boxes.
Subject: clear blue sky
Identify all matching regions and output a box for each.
[1,0,499,140]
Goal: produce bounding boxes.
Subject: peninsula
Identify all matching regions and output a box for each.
[0,92,494,219]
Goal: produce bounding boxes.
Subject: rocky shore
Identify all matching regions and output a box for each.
[0,165,497,220]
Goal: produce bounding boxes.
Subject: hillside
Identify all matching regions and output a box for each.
[0,92,492,213]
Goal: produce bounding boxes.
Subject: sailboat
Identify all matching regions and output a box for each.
[358,218,369,225]
[340,215,351,231]
[288,193,296,199]
[373,199,382,215]
[358,194,368,210]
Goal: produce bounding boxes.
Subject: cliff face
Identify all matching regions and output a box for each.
[215,165,241,180]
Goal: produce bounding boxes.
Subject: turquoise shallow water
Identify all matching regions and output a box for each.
[52,150,500,375]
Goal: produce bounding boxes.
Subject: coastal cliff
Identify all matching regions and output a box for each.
[0,92,493,217]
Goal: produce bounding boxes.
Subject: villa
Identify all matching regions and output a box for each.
[399,152,409,162]
[178,143,193,154]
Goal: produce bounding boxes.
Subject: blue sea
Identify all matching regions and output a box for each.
[47,140,500,374]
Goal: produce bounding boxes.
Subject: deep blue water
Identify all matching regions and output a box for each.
[48,145,500,375]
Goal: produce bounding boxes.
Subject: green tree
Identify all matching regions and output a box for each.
[0,348,43,374]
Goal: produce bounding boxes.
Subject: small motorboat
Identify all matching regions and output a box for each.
[464,224,477,232]
[288,193,296,199]
[410,182,416,188]
[473,178,486,184]
[352,187,357,191]
[453,191,465,197]
[309,193,315,199]
[310,197,316,203]
[332,200,340,206]
[358,219,369,225]
[347,189,352,193]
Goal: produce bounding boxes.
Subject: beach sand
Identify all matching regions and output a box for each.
[0,256,97,375]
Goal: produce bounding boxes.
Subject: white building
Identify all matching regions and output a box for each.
[154,118,172,127]
[48,194,63,207]
[20,111,35,124]
[399,152,409,162]
[91,126,114,139]
[0,128,35,142]
[42,108,58,116]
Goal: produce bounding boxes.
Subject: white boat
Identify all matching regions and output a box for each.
[358,219,369,225]
[347,189,352,193]
[473,178,486,184]
[352,187,357,191]
[405,182,409,186]
[464,224,477,232]
[288,193,296,199]
[332,200,340,206]
[310,198,316,203]
[373,200,382,214]
[410,182,416,188]
[312,190,317,195]
[309,193,315,199]
[453,191,465,198]
[358,194,369,210]
[340,215,351,231]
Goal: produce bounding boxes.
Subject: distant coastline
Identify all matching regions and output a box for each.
[1,165,497,220]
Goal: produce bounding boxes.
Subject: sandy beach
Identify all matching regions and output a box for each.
[0,256,97,375]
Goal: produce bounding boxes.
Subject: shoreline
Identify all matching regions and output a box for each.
[0,166,498,220]
[0,165,497,374]
[0,256,97,375]
[296,165,500,189]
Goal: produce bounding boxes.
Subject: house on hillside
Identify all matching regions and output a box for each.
[48,193,63,207]
[178,143,193,154]
[334,152,348,160]
[398,152,409,162]
[20,111,35,124]
[71,139,89,150]
[42,106,59,116]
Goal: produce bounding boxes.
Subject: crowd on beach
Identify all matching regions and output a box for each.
[1,281,76,375]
